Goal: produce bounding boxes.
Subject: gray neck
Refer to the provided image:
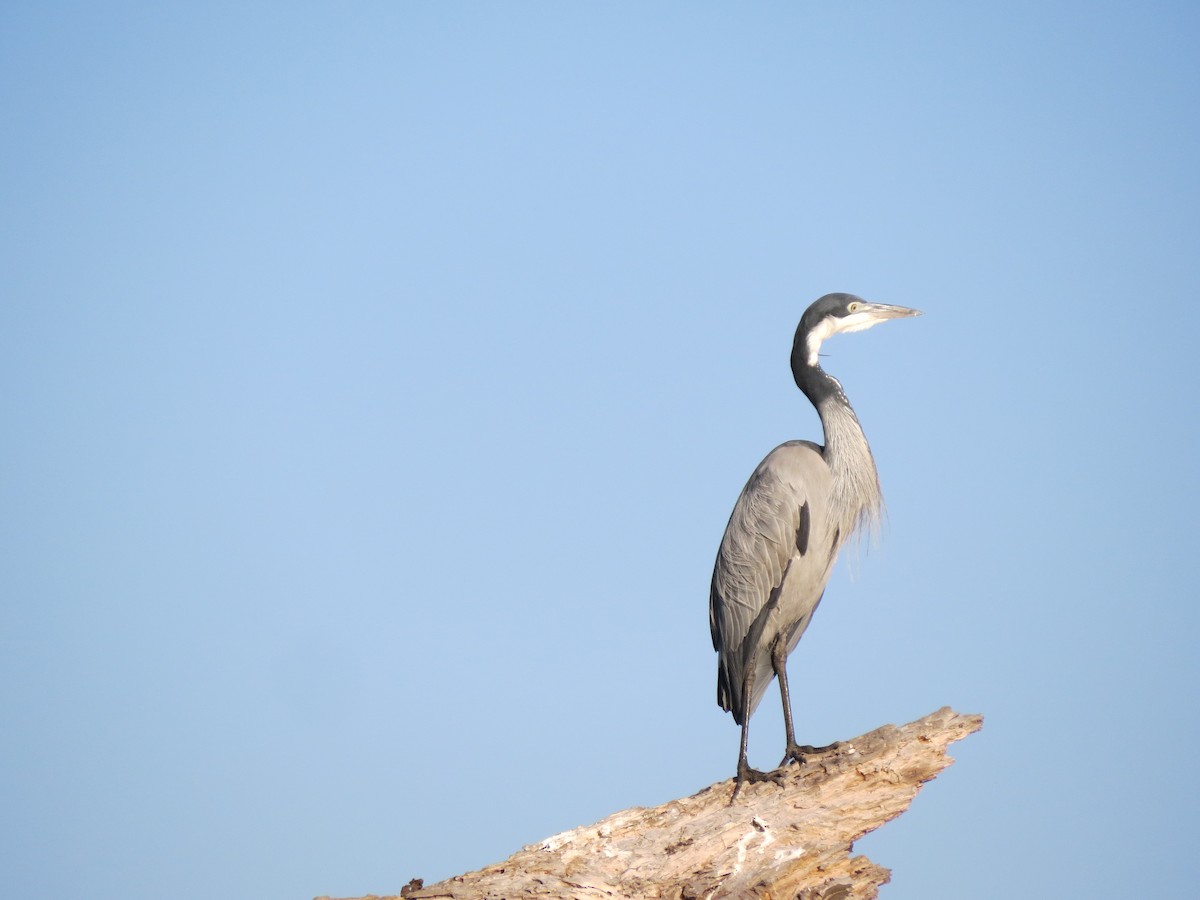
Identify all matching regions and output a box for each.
[795,363,883,542]
[818,390,883,541]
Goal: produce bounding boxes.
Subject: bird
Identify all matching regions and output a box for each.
[709,293,920,794]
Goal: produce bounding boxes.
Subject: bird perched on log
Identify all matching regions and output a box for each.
[709,293,920,794]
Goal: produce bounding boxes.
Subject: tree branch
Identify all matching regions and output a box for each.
[325,706,981,900]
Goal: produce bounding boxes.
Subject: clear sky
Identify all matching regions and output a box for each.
[3,3,1198,899]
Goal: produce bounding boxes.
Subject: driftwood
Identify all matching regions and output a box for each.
[326,707,981,900]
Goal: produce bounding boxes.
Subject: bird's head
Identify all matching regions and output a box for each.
[794,293,922,368]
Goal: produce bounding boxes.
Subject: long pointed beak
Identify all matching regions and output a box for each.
[862,302,922,320]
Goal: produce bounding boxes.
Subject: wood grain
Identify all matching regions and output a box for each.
[324,707,981,900]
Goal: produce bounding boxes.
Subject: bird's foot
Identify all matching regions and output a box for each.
[730,760,785,803]
[779,740,840,768]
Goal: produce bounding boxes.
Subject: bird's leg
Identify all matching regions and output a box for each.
[772,638,839,768]
[730,665,784,802]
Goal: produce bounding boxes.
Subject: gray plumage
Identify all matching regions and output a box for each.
[709,293,920,791]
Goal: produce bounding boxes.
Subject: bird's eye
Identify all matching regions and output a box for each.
[848,302,859,312]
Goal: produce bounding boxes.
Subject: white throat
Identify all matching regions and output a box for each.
[805,312,881,365]
[804,318,836,366]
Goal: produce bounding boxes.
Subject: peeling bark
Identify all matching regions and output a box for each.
[323,707,981,900]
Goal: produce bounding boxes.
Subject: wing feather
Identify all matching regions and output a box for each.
[709,441,831,723]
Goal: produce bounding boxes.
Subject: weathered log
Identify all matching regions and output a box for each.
[325,706,981,900]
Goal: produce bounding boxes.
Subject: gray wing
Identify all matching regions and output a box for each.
[709,440,834,724]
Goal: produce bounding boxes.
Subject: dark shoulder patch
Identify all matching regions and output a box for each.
[796,501,810,555]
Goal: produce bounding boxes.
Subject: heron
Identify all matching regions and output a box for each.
[709,293,920,793]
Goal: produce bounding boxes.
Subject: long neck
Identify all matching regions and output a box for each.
[792,358,884,542]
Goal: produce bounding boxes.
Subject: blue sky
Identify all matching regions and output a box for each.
[3,3,1198,898]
